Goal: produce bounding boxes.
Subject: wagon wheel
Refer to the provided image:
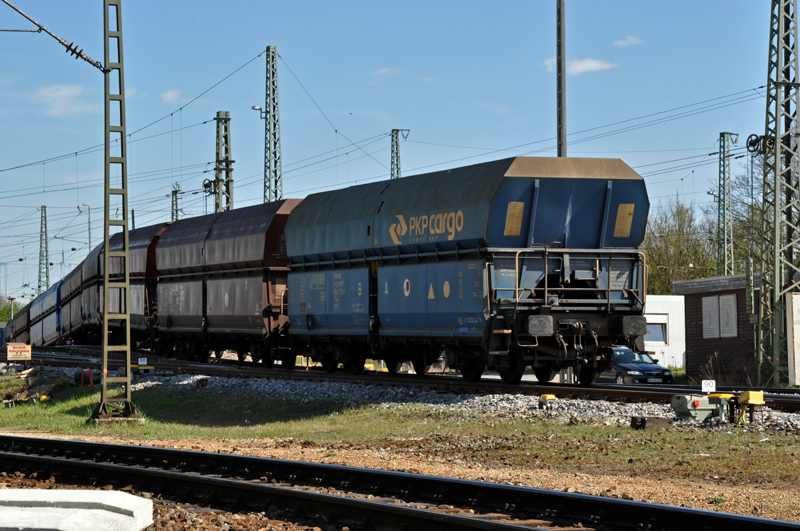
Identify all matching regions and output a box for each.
[236,350,247,362]
[459,354,484,383]
[384,357,402,374]
[196,348,211,363]
[262,357,275,369]
[498,351,525,385]
[281,349,296,370]
[249,339,262,364]
[181,340,195,361]
[344,351,365,375]
[157,338,173,358]
[499,370,523,384]
[578,366,600,386]
[412,358,429,377]
[533,366,556,383]
[321,351,338,373]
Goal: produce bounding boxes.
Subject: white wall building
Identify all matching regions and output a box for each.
[644,295,686,368]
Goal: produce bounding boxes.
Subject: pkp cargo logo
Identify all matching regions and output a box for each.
[389,215,408,245]
[389,211,465,245]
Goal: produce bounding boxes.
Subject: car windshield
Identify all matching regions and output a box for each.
[614,349,654,364]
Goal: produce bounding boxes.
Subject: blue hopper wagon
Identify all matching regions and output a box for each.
[285,156,649,384]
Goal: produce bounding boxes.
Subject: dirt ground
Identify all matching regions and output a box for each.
[2,429,798,525]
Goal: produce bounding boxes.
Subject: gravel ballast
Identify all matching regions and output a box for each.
[2,363,800,525]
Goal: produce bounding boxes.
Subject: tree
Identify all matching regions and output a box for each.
[729,155,764,271]
[642,196,717,295]
[702,154,764,276]
[0,296,18,324]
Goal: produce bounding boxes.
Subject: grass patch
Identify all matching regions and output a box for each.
[668,366,688,385]
[0,370,28,399]
[1,373,799,487]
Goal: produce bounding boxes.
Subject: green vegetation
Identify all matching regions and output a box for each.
[1,372,798,487]
[642,197,716,295]
[642,157,764,295]
[668,366,688,385]
[0,300,20,325]
[0,371,28,399]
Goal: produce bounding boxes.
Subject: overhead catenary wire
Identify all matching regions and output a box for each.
[0,162,213,204]
[0,0,770,303]
[403,87,764,175]
[0,81,761,198]
[1,0,106,72]
[0,120,213,175]
[0,66,765,295]
[127,51,265,139]
[278,53,389,172]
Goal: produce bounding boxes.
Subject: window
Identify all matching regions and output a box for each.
[646,323,667,343]
[719,294,737,337]
[645,313,668,344]
[702,294,738,339]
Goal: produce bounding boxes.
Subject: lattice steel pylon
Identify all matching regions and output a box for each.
[171,182,180,221]
[90,0,138,421]
[390,129,409,180]
[263,45,282,203]
[214,111,233,211]
[37,205,48,296]
[203,112,233,212]
[757,0,800,387]
[718,132,737,275]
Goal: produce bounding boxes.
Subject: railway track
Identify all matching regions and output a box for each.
[4,345,800,411]
[0,435,797,531]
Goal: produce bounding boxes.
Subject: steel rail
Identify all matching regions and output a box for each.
[4,347,800,410]
[1,452,532,531]
[0,435,798,531]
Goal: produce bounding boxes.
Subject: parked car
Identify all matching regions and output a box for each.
[601,347,673,384]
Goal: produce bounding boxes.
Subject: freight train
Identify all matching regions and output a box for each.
[6,156,649,385]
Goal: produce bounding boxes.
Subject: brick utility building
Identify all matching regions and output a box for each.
[672,274,759,385]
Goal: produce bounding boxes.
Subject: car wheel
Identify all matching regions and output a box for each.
[615,373,625,384]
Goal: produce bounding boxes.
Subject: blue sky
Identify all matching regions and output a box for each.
[0,1,768,302]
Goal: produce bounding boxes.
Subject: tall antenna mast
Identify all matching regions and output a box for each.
[37,206,48,295]
[556,0,567,157]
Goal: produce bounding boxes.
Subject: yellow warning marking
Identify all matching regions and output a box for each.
[443,280,451,298]
[504,201,524,236]
[614,203,635,238]
[428,284,435,299]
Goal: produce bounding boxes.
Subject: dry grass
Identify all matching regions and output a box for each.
[1,373,799,488]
